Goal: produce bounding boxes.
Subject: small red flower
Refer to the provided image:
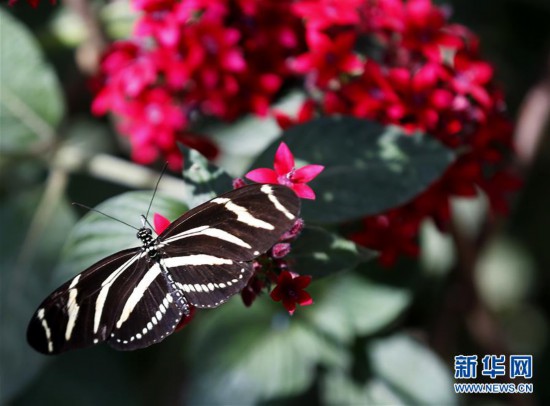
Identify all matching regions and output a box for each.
[270,271,313,315]
[291,31,363,87]
[279,218,305,242]
[232,177,247,189]
[273,99,316,130]
[241,272,265,307]
[271,243,291,259]
[153,213,171,235]
[245,142,324,199]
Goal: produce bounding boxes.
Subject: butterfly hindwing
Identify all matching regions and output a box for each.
[162,257,254,308]
[107,261,189,350]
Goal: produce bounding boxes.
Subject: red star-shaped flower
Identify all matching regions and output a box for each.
[245,142,324,199]
[270,271,313,315]
[292,31,363,87]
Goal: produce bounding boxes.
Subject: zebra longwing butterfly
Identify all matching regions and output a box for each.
[27,184,300,354]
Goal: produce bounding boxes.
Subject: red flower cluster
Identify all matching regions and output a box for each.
[276,0,519,266]
[240,215,311,315]
[92,0,305,169]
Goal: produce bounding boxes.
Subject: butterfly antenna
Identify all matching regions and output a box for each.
[72,203,140,231]
[141,214,156,233]
[145,162,168,223]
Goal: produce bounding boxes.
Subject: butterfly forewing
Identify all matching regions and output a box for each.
[159,184,300,261]
[27,249,141,354]
[27,184,301,354]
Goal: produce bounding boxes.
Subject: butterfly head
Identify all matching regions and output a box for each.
[136,227,153,244]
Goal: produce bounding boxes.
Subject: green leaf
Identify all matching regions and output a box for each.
[0,188,76,403]
[54,191,187,285]
[250,116,455,223]
[185,299,348,405]
[179,144,233,207]
[369,334,457,405]
[100,0,136,40]
[321,369,408,405]
[321,334,457,405]
[305,274,412,344]
[184,274,412,404]
[9,346,140,406]
[289,226,376,278]
[0,8,64,154]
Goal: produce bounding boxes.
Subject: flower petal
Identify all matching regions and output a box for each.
[297,290,313,306]
[271,282,285,300]
[293,275,312,289]
[282,298,296,315]
[153,213,171,234]
[241,288,255,307]
[292,183,316,200]
[274,142,295,175]
[278,270,294,284]
[245,168,278,184]
[292,164,325,183]
[272,243,291,259]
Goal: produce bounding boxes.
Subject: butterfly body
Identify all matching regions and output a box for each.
[27,184,300,354]
[137,226,161,260]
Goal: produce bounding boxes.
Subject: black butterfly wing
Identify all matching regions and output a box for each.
[162,257,254,308]
[159,184,301,261]
[27,248,142,354]
[27,249,190,354]
[107,260,189,351]
[158,184,300,308]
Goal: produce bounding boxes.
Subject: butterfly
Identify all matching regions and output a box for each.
[27,184,300,354]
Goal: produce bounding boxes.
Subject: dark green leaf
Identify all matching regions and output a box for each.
[250,116,455,223]
[0,188,76,403]
[184,273,412,404]
[0,8,64,154]
[369,334,457,404]
[289,226,376,278]
[179,144,234,206]
[321,369,407,405]
[321,334,457,405]
[54,192,187,285]
[185,299,348,405]
[10,346,139,406]
[305,274,412,344]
